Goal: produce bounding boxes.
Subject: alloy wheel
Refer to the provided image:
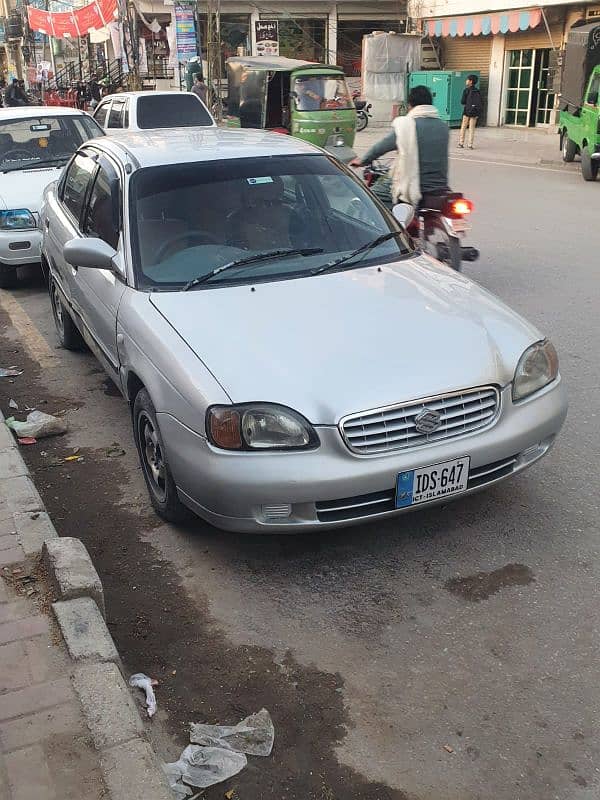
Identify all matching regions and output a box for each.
[139,412,167,502]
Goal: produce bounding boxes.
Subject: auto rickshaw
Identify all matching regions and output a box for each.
[226,56,356,162]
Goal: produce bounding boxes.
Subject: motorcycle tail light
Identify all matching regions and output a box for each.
[448,198,473,217]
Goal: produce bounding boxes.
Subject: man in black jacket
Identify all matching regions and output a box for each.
[458,74,483,149]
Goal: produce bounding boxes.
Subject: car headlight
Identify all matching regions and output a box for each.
[207,403,320,451]
[0,209,37,230]
[512,340,559,402]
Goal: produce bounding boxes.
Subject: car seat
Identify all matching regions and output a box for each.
[227,177,292,251]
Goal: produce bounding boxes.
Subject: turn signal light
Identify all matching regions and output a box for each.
[209,408,242,449]
[450,198,473,216]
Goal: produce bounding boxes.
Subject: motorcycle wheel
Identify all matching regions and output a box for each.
[356,111,368,132]
[423,218,462,272]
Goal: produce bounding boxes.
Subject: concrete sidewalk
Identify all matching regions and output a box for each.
[355,124,566,169]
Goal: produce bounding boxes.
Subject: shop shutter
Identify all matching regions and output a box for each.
[440,35,493,119]
[441,35,493,78]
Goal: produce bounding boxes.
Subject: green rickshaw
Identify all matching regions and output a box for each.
[226,56,356,162]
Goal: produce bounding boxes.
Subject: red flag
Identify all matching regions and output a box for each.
[51,10,77,38]
[74,2,103,33]
[27,6,53,35]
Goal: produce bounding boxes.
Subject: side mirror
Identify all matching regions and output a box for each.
[392,203,415,227]
[64,238,116,270]
[588,91,598,106]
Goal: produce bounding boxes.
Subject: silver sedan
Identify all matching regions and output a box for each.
[41,129,567,532]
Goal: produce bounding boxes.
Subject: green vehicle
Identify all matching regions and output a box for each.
[558,21,600,181]
[226,56,356,162]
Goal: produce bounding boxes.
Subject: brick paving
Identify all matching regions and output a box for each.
[0,473,105,800]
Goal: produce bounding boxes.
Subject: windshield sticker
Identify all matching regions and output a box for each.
[247,177,273,185]
[30,123,51,132]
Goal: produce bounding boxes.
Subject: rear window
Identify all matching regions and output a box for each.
[136,94,213,129]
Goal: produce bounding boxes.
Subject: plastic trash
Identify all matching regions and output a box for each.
[5,410,67,439]
[190,708,274,757]
[164,745,247,791]
[0,366,22,378]
[17,437,37,446]
[128,673,157,717]
[8,398,18,410]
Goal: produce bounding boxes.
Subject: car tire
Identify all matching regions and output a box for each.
[562,132,577,163]
[0,267,18,289]
[133,388,195,524]
[581,147,599,181]
[49,277,84,350]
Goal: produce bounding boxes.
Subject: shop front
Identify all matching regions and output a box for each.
[424,6,567,127]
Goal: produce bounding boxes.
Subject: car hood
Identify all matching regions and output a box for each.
[149,255,543,424]
[0,165,63,213]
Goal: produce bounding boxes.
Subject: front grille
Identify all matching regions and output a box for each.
[315,452,518,523]
[340,386,500,456]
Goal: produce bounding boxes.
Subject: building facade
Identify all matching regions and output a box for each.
[411,0,600,127]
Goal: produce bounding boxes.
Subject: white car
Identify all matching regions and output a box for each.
[92,91,215,135]
[41,129,567,532]
[0,106,103,288]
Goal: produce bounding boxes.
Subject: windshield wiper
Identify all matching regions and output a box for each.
[182,248,324,291]
[2,157,68,174]
[311,230,407,276]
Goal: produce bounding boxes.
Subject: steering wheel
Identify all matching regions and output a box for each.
[2,149,36,162]
[155,231,217,263]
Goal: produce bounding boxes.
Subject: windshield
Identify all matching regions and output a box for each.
[136,94,213,129]
[0,115,103,171]
[292,75,353,112]
[129,154,412,290]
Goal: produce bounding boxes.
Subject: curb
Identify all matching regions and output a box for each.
[0,411,172,800]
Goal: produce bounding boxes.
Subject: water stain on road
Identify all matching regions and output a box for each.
[445,563,535,602]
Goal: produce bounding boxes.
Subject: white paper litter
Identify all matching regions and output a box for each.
[128,673,157,717]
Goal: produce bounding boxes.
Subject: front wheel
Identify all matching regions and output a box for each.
[581,147,599,181]
[356,111,368,132]
[562,132,577,163]
[133,388,194,524]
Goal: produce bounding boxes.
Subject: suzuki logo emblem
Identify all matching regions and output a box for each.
[414,408,442,434]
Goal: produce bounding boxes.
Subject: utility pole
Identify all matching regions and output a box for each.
[205,0,221,119]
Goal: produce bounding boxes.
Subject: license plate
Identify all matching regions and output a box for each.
[396,456,470,508]
[449,218,468,233]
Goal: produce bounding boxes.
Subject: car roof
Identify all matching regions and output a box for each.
[86,127,322,167]
[98,91,201,101]
[0,107,91,119]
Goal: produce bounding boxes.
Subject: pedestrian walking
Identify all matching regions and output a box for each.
[87,74,102,109]
[191,73,208,105]
[75,81,86,110]
[458,74,483,150]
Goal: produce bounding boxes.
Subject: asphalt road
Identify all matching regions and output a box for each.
[1,139,599,800]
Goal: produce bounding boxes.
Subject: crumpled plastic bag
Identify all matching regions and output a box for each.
[5,410,67,439]
[190,708,274,757]
[128,673,157,717]
[164,744,247,791]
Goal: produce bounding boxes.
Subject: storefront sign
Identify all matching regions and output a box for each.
[174,6,197,62]
[255,20,279,56]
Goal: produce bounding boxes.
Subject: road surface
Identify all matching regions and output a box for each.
[0,135,598,800]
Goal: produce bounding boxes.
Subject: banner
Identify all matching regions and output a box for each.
[27,0,118,39]
[174,5,197,62]
[255,20,278,56]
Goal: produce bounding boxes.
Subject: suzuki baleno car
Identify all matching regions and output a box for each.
[40,129,567,532]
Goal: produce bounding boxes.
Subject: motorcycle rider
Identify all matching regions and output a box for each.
[350,85,449,209]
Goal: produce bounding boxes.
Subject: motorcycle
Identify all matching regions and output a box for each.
[362,161,479,272]
[353,91,372,132]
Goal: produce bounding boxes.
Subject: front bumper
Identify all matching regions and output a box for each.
[159,381,567,533]
[0,229,42,268]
